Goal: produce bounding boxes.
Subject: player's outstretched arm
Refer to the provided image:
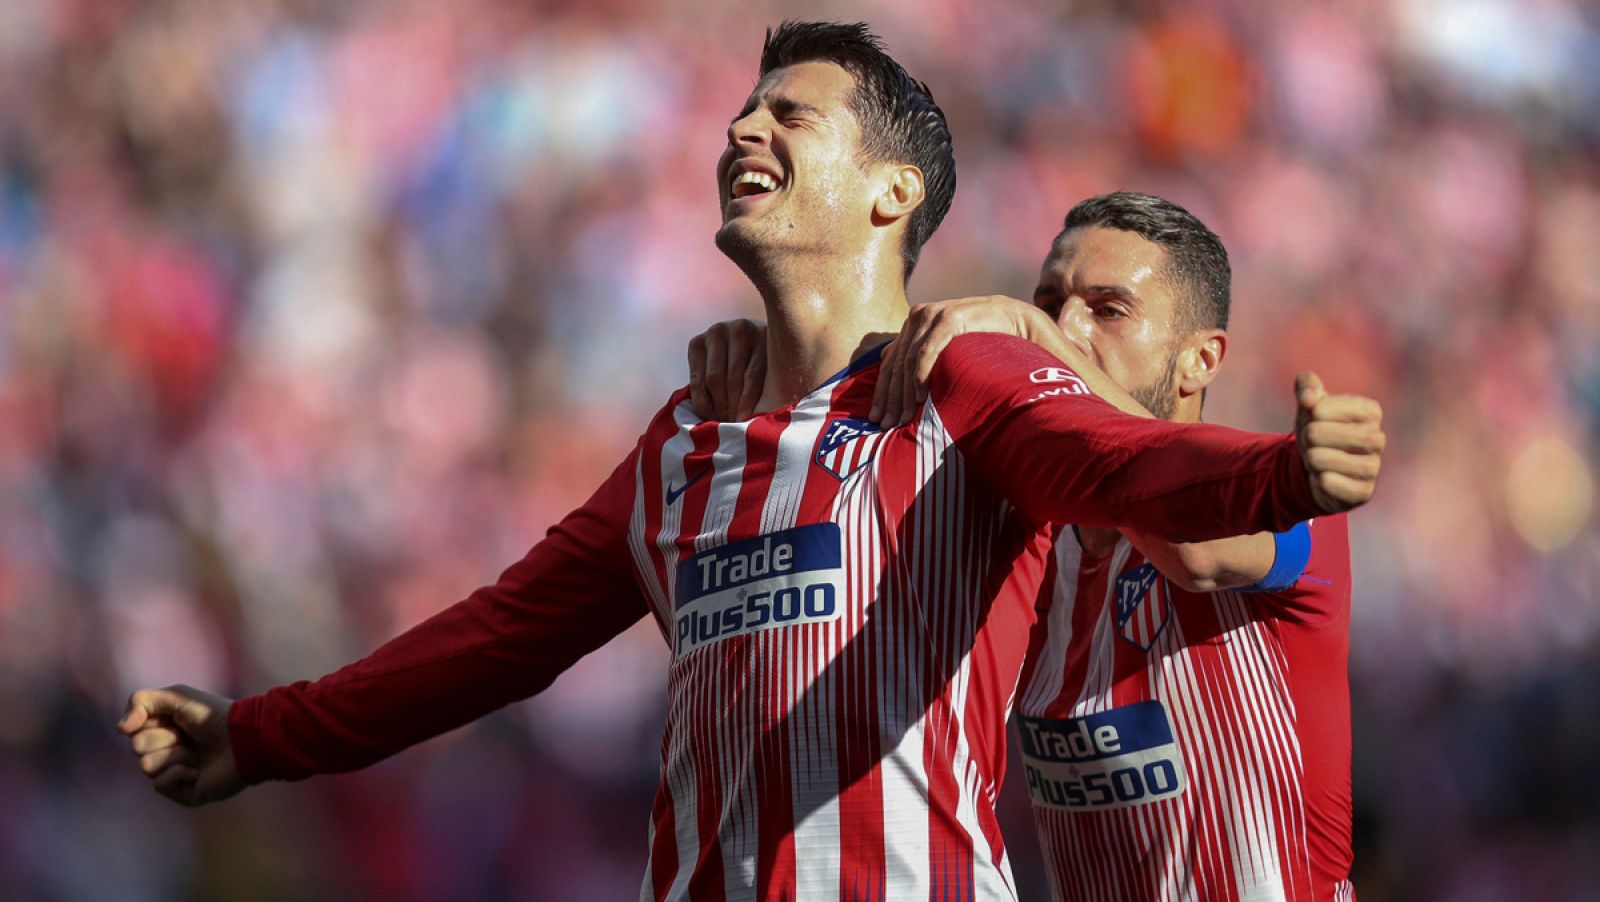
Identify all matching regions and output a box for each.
[118,685,245,807]
[873,297,1278,590]
[688,318,767,421]
[175,450,651,787]
[884,301,1386,586]
[931,335,1382,541]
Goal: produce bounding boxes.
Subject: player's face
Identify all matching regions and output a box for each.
[1032,227,1187,420]
[714,61,883,264]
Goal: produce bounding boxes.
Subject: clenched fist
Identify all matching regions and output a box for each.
[118,684,245,807]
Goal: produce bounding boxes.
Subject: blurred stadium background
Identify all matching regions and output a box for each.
[2,0,1597,898]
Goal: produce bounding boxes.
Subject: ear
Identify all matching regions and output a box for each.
[872,164,925,226]
[1176,329,1227,398]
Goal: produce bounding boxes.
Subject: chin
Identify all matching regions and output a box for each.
[715,218,763,265]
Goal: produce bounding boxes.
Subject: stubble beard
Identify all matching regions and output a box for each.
[715,208,834,286]
[1128,349,1180,422]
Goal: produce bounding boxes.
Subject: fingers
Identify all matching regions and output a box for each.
[130,725,184,755]
[687,333,712,419]
[910,328,957,406]
[691,321,768,421]
[1303,446,1382,480]
[722,319,762,421]
[883,308,937,427]
[880,340,907,427]
[700,325,730,420]
[1303,420,1386,455]
[870,330,906,425]
[735,336,766,421]
[140,744,199,777]
[1309,470,1377,510]
[1308,393,1382,425]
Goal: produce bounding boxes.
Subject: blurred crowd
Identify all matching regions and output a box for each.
[1,0,1597,898]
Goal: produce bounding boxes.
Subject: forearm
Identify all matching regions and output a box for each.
[229,449,650,783]
[230,570,647,783]
[934,334,1321,540]
[1121,530,1276,591]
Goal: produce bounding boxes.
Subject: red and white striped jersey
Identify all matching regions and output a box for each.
[1015,518,1356,902]
[228,334,1329,901]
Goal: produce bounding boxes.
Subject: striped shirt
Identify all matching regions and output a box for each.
[228,334,1327,900]
[1016,518,1356,901]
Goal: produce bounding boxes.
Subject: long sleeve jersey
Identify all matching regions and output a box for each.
[1017,518,1355,901]
[228,334,1323,901]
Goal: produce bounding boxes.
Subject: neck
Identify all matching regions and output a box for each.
[746,250,910,410]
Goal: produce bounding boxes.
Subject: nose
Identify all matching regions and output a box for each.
[727,107,773,149]
[1053,297,1095,358]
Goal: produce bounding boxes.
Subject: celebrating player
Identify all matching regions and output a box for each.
[120,24,1378,902]
[691,191,1376,899]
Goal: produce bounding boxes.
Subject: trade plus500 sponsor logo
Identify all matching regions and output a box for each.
[1018,701,1188,811]
[673,524,844,657]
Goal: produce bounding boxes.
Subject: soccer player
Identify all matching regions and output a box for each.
[691,191,1373,899]
[120,24,1379,901]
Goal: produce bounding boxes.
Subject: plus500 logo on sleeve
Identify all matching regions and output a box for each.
[673,524,844,657]
[1018,701,1188,811]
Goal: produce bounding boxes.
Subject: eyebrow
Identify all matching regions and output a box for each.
[1082,284,1141,307]
[1032,282,1144,309]
[730,93,826,124]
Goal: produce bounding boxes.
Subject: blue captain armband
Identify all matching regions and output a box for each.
[1241,521,1312,592]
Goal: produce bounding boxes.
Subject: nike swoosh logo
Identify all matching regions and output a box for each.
[665,467,711,505]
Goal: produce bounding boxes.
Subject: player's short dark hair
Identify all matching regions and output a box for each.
[759,21,954,281]
[1061,192,1231,332]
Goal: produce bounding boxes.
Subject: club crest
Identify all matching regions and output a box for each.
[1115,562,1170,651]
[815,417,887,481]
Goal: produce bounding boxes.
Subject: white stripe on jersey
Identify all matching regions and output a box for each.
[1020,538,1083,715]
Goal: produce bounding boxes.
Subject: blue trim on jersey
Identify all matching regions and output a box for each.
[820,340,890,388]
[1241,520,1312,592]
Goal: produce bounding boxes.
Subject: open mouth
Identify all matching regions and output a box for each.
[730,170,781,200]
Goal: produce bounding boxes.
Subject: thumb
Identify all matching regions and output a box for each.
[119,686,211,735]
[1295,371,1325,413]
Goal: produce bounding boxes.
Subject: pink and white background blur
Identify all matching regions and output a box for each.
[1,0,1596,898]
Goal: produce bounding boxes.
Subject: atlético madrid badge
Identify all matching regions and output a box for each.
[1116,562,1171,651]
[815,417,886,481]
